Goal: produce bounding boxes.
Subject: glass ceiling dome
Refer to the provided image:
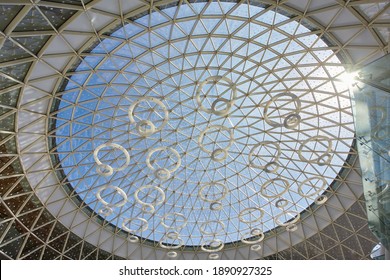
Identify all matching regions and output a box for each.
[5,0,387,260]
[49,1,354,250]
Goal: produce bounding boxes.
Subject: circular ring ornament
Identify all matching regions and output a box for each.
[298,136,333,164]
[96,164,114,177]
[211,148,228,162]
[154,168,171,181]
[315,195,328,205]
[198,125,234,154]
[373,125,390,140]
[199,182,228,203]
[275,211,300,227]
[200,220,225,235]
[128,96,169,135]
[159,237,184,249]
[240,231,265,244]
[166,231,180,239]
[93,143,130,171]
[285,224,298,232]
[209,253,220,260]
[264,93,301,127]
[146,147,181,177]
[264,161,280,173]
[317,153,332,166]
[238,207,265,223]
[248,141,281,170]
[141,204,155,214]
[210,202,223,211]
[201,239,224,253]
[122,217,149,233]
[298,176,327,198]
[250,228,262,236]
[167,251,178,258]
[135,119,156,137]
[283,113,301,129]
[369,106,387,131]
[211,97,233,116]
[127,235,139,243]
[260,178,290,199]
[196,76,237,116]
[250,244,262,251]
[96,185,127,208]
[275,198,289,209]
[134,185,165,206]
[98,206,113,216]
[161,212,187,230]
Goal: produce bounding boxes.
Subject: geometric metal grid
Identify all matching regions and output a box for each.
[49,1,355,248]
[0,0,389,259]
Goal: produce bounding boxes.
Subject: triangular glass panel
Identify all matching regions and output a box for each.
[14,7,51,32]
[202,18,222,33]
[177,3,197,18]
[193,20,208,35]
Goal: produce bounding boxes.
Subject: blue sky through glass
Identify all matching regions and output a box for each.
[52,2,354,246]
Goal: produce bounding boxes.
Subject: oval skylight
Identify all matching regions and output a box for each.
[50,1,355,248]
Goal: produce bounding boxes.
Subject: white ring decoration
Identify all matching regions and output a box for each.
[264,92,301,127]
[198,125,234,154]
[248,141,281,170]
[250,228,262,236]
[98,206,113,216]
[199,182,228,203]
[128,96,169,133]
[211,97,233,116]
[210,202,223,211]
[250,244,262,251]
[240,231,265,244]
[238,207,265,223]
[166,231,180,239]
[200,220,225,235]
[283,113,301,129]
[211,148,228,162]
[201,239,224,253]
[127,235,139,243]
[298,136,333,164]
[286,224,298,232]
[122,217,149,233]
[369,106,387,131]
[208,253,220,260]
[154,168,171,181]
[141,204,155,214]
[159,237,184,249]
[196,75,236,116]
[315,195,328,205]
[260,178,290,199]
[96,185,127,208]
[96,164,114,177]
[298,176,327,198]
[146,146,181,175]
[135,119,156,137]
[373,125,390,140]
[275,211,300,227]
[93,143,130,171]
[275,198,289,209]
[317,153,332,166]
[264,161,280,173]
[134,185,165,206]
[167,251,178,258]
[161,212,187,230]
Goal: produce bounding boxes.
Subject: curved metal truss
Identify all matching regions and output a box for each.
[0,0,388,260]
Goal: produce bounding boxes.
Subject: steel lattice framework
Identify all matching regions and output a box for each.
[0,0,389,260]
